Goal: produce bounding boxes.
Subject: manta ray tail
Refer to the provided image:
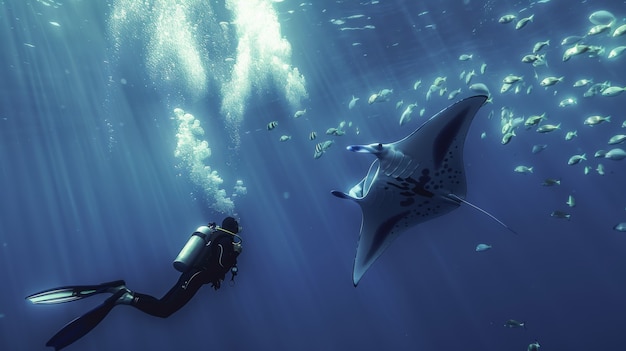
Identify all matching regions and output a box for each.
[446,194,518,235]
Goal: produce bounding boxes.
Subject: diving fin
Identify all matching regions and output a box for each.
[46,289,126,351]
[26,280,125,305]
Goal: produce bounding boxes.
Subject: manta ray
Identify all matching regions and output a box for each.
[332,95,514,286]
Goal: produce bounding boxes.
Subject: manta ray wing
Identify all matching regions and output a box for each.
[332,95,488,286]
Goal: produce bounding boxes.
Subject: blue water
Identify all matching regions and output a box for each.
[2,0,626,350]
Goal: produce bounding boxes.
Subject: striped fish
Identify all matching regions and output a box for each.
[267,121,278,130]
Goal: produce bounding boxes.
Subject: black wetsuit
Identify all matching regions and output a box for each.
[130,231,239,318]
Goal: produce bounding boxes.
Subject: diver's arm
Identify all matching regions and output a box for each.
[217,244,225,268]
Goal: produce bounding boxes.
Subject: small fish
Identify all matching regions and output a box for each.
[503,75,523,84]
[501,130,516,145]
[498,14,517,24]
[573,79,593,87]
[465,70,476,85]
[528,340,541,351]
[540,76,564,87]
[315,143,323,154]
[565,130,577,141]
[605,148,626,160]
[413,79,422,90]
[514,165,533,174]
[584,166,592,175]
[425,87,434,101]
[542,178,561,186]
[515,14,534,30]
[504,319,526,329]
[531,144,547,154]
[521,54,544,64]
[279,135,292,142]
[399,103,418,126]
[313,140,334,159]
[433,76,446,87]
[566,195,576,207]
[614,223,626,232]
[613,24,626,37]
[601,86,626,97]
[536,123,561,133]
[448,88,462,100]
[480,132,487,139]
[368,93,379,104]
[563,43,590,61]
[500,83,513,94]
[525,113,546,127]
[597,163,605,175]
[559,98,577,107]
[533,40,550,53]
[480,62,487,74]
[348,96,359,109]
[588,23,612,36]
[551,210,571,220]
[475,244,492,252]
[608,46,626,59]
[294,109,307,118]
[609,135,626,145]
[459,54,473,61]
[568,153,586,165]
[584,115,611,126]
[309,131,317,140]
[267,121,278,130]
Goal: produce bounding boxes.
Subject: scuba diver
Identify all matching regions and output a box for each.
[26,217,242,351]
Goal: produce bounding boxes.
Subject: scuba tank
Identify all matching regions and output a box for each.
[173,225,214,272]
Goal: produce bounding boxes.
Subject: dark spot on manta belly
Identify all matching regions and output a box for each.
[400,198,414,206]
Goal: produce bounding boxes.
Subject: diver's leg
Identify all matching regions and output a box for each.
[126,270,211,318]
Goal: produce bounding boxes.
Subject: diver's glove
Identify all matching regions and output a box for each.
[210,279,221,290]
